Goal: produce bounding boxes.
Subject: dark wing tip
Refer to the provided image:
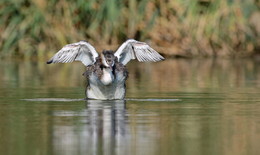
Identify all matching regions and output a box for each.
[161,56,165,61]
[46,60,53,64]
[159,53,165,61]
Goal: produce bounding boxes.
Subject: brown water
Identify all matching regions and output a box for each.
[0,58,259,155]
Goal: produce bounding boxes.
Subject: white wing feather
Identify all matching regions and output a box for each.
[114,39,164,65]
[47,41,98,66]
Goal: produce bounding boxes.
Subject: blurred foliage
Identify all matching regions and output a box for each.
[0,0,259,59]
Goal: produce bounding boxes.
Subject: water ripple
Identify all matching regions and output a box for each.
[22,98,180,102]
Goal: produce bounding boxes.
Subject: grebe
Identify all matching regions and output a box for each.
[47,39,164,100]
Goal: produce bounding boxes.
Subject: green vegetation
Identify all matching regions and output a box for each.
[0,0,259,59]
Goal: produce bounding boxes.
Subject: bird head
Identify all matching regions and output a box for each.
[101,50,115,68]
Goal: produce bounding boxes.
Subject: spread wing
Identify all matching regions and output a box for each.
[47,41,99,66]
[114,39,164,65]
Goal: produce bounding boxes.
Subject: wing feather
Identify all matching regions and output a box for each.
[114,39,164,65]
[47,41,98,66]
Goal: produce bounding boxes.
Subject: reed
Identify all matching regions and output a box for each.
[0,0,259,59]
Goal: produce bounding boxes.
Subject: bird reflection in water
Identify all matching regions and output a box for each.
[53,100,129,155]
[86,100,128,154]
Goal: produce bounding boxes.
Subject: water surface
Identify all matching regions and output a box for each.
[0,59,259,155]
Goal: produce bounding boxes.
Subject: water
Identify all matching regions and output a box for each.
[0,58,259,155]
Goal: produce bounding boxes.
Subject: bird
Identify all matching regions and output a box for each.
[47,39,164,100]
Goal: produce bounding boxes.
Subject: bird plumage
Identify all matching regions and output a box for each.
[47,39,164,100]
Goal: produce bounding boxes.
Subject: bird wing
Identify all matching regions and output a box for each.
[47,41,99,66]
[114,39,164,65]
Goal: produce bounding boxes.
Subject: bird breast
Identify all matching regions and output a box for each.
[100,68,114,85]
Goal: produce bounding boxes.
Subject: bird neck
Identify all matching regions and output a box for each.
[100,67,114,85]
[101,54,110,67]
